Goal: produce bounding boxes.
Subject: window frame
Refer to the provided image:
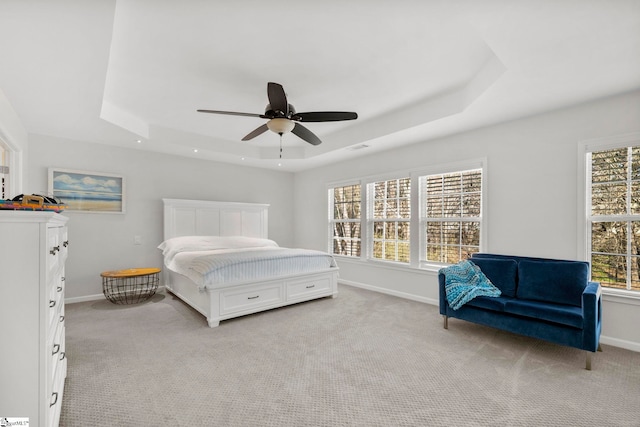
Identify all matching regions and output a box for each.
[367,177,412,264]
[419,168,484,269]
[582,133,640,295]
[0,144,8,199]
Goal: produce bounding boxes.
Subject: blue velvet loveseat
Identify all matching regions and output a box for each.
[439,253,602,369]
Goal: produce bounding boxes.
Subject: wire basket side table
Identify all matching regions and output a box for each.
[100,268,160,304]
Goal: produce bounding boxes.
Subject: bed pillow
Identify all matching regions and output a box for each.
[158,236,279,260]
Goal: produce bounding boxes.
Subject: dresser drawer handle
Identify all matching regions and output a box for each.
[306,284,315,289]
[63,240,69,247]
[50,392,58,407]
[57,286,63,292]
[60,315,65,323]
[247,295,260,300]
[60,352,66,361]
[52,344,60,355]
[49,300,56,308]
[61,277,66,282]
[50,245,60,255]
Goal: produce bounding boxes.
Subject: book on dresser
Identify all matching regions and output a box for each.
[0,211,69,427]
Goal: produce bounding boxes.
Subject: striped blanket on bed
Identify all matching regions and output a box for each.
[185,248,337,289]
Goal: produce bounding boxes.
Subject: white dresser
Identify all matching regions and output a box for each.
[0,211,68,427]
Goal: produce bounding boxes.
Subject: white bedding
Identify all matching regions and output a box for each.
[159,236,337,289]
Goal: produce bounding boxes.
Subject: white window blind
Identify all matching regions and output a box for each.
[420,169,482,265]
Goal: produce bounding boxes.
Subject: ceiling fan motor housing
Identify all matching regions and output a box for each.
[265,103,296,118]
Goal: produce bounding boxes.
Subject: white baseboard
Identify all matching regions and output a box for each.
[599,335,640,352]
[339,279,439,306]
[66,286,166,304]
[65,293,104,304]
[339,280,640,353]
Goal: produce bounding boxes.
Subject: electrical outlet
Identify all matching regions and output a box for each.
[134,235,142,245]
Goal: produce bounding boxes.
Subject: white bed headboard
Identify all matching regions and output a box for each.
[163,199,269,240]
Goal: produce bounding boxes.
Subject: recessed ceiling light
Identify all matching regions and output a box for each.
[136,139,142,144]
[193,149,198,153]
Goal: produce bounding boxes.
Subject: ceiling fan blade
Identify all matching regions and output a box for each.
[291,123,322,146]
[267,82,289,116]
[293,111,358,122]
[197,109,265,118]
[241,123,269,141]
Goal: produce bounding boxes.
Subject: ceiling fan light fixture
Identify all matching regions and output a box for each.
[267,118,295,135]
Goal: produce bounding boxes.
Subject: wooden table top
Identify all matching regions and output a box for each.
[100,268,161,278]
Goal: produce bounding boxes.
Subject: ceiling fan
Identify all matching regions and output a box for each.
[197,82,358,146]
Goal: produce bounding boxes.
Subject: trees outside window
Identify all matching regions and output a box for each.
[369,178,411,263]
[330,184,361,257]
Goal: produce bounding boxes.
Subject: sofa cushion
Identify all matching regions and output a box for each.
[466,295,510,312]
[504,299,584,329]
[469,258,518,297]
[517,260,588,307]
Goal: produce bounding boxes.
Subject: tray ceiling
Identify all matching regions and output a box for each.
[1,0,639,171]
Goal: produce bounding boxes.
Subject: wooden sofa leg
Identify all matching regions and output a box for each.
[586,351,592,370]
[598,344,603,352]
[443,316,448,330]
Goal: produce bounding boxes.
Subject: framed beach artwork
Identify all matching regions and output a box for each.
[48,168,125,213]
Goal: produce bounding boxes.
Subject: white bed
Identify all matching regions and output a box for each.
[161,198,339,327]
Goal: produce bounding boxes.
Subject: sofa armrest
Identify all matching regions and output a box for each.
[438,273,448,315]
[582,281,602,351]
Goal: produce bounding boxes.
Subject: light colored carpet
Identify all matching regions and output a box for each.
[60,284,640,426]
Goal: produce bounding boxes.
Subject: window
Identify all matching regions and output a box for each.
[369,177,411,263]
[330,184,361,257]
[588,146,640,291]
[327,161,484,269]
[420,169,482,265]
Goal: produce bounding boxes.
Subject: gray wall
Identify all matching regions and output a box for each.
[27,134,294,300]
[21,90,640,351]
[293,90,640,351]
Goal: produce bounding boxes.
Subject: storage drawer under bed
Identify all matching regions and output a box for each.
[219,283,284,315]
[286,276,332,301]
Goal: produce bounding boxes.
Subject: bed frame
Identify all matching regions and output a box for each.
[162,198,338,327]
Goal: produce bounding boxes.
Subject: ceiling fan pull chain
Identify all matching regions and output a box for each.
[280,134,283,159]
